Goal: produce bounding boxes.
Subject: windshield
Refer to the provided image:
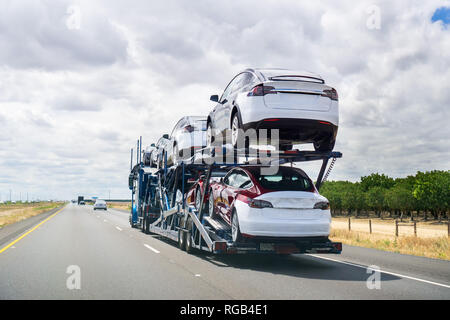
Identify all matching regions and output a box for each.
[248,167,314,192]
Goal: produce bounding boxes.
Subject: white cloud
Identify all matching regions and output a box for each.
[0,0,449,200]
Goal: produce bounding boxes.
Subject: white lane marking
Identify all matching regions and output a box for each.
[308,254,450,289]
[115,226,122,231]
[195,274,201,277]
[144,244,160,254]
[97,216,100,218]
[103,219,107,222]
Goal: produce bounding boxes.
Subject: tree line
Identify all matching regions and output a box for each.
[320,170,450,221]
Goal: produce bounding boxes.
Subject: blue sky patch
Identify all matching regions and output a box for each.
[432,7,450,25]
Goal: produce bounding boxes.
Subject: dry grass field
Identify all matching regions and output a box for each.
[330,217,450,260]
[0,202,64,228]
[107,202,131,211]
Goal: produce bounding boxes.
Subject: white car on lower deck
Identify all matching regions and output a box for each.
[208,165,331,242]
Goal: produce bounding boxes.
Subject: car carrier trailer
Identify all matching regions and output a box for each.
[128,144,343,255]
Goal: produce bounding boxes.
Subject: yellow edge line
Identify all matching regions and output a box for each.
[0,205,66,254]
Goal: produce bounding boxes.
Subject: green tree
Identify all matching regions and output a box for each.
[366,186,386,217]
[413,170,450,220]
[360,173,395,191]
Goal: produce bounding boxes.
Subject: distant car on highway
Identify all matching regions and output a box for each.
[93,199,107,210]
[79,201,85,205]
[207,165,331,243]
[163,116,207,166]
[207,68,339,151]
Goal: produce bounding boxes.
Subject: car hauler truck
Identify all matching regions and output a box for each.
[129,144,342,255]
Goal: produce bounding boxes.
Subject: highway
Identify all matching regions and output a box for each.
[0,204,449,299]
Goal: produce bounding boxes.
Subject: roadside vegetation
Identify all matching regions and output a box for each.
[321,170,449,260]
[0,202,64,228]
[107,202,131,211]
[330,229,450,260]
[321,170,449,221]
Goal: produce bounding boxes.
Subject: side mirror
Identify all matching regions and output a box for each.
[162,134,169,139]
[151,143,155,147]
[210,95,219,102]
[220,177,224,183]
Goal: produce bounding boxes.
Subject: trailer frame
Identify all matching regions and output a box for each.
[131,145,343,255]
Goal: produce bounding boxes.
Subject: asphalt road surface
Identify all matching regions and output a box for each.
[1,204,449,299]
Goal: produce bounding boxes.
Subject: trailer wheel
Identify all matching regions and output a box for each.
[141,216,147,233]
[185,218,194,254]
[178,229,186,251]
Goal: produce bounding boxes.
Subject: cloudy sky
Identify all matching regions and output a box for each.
[0,0,449,201]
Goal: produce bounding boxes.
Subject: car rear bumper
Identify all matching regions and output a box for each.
[242,118,338,146]
[235,201,331,238]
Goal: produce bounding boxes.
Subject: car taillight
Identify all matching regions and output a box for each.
[321,88,338,101]
[314,201,330,210]
[247,84,277,96]
[184,125,194,133]
[237,194,273,209]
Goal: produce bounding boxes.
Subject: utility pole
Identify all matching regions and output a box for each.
[9,189,11,202]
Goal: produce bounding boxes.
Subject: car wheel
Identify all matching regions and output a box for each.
[207,122,214,147]
[231,113,242,149]
[231,210,242,243]
[208,189,217,219]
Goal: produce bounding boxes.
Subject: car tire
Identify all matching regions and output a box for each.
[207,122,214,147]
[231,113,242,149]
[231,210,242,243]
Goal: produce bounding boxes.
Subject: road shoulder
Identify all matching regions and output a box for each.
[0,205,65,248]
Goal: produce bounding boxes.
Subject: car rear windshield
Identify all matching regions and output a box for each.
[248,167,314,192]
